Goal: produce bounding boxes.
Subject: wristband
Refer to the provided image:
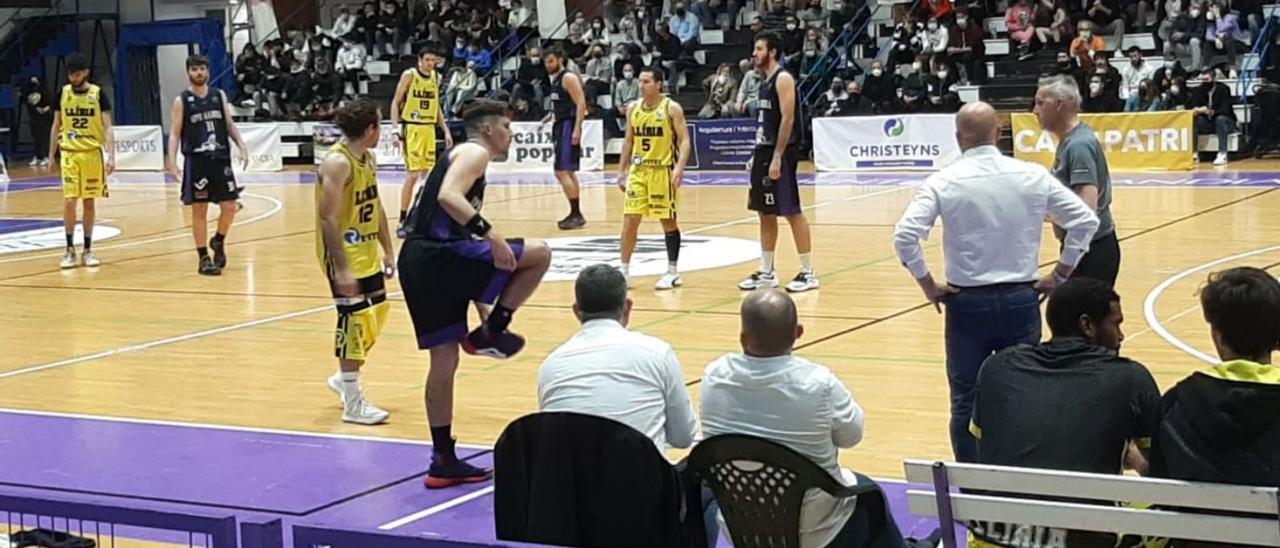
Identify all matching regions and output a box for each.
[466,213,492,237]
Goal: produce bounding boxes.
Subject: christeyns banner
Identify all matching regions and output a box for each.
[113,126,165,171]
[685,118,758,171]
[1011,111,1194,171]
[813,115,962,171]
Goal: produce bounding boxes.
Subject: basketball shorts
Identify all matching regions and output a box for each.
[60,150,108,199]
[398,237,526,349]
[624,166,677,220]
[181,154,241,205]
[551,119,581,172]
[403,123,438,173]
[329,274,389,361]
[748,145,802,216]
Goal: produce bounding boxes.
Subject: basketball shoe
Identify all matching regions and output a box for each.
[425,451,493,489]
[737,270,779,290]
[461,325,526,359]
[785,270,819,293]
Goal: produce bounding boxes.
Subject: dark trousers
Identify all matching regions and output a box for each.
[1195,113,1236,154]
[1072,231,1122,287]
[30,114,52,160]
[944,283,1042,463]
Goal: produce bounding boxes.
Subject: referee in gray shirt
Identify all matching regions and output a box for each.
[1034,75,1122,287]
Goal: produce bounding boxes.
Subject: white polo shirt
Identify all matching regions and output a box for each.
[701,352,866,548]
[538,319,698,450]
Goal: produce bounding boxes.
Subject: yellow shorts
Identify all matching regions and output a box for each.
[403,123,438,173]
[61,150,108,199]
[331,274,389,361]
[624,166,677,220]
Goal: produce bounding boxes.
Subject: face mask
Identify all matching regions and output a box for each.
[593,22,603,29]
[676,7,686,15]
[832,82,842,91]
[1080,30,1092,38]
[623,71,634,79]
[805,50,817,56]
[1190,9,1200,16]
[912,61,923,70]
[717,74,727,83]
[928,22,938,30]
[1096,68,1107,74]
[938,70,949,78]
[457,41,465,48]
[531,57,541,64]
[872,68,883,76]
[957,18,969,27]
[786,23,797,30]
[1206,11,1216,20]
[832,3,843,9]
[1090,82,1102,92]
[1171,85,1180,93]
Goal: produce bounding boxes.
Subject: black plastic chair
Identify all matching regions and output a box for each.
[686,434,879,548]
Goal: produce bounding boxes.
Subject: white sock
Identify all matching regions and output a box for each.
[340,371,360,400]
[799,253,814,273]
[668,261,678,275]
[761,251,775,273]
[620,262,630,277]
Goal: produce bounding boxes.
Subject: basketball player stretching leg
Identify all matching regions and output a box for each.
[399,99,551,488]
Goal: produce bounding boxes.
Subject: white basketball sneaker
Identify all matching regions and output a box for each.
[737,271,779,290]
[342,397,390,425]
[81,251,100,267]
[1214,152,1229,166]
[785,270,820,293]
[655,272,683,290]
[59,248,77,269]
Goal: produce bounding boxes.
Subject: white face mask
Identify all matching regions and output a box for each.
[1171,85,1181,93]
[871,68,883,76]
[623,71,634,79]
[928,21,938,30]
[912,61,923,70]
[718,74,727,83]
[1206,11,1216,20]
[1190,9,1200,16]
[938,70,949,78]
[786,23,797,30]
[957,18,969,27]
[1090,82,1102,92]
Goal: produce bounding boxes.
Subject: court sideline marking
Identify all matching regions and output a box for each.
[1142,243,1280,365]
[377,486,496,530]
[0,191,285,265]
[0,185,910,380]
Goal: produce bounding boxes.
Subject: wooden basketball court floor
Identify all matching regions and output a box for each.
[1,159,1279,483]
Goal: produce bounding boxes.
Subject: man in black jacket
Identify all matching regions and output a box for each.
[1150,266,1280,488]
[1189,66,1237,166]
[970,278,1160,547]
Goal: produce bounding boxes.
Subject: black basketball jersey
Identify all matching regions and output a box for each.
[180,89,231,158]
[404,147,487,242]
[548,70,577,123]
[755,68,801,148]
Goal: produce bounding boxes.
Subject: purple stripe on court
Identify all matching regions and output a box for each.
[0,218,63,235]
[0,412,461,515]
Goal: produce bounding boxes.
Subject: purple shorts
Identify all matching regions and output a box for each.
[398,237,526,349]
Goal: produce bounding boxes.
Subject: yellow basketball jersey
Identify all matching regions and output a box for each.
[59,84,107,153]
[400,69,440,125]
[316,142,383,279]
[628,97,676,168]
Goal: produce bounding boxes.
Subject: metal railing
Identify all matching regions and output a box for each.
[799,0,921,107]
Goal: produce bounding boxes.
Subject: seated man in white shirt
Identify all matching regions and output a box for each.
[538,264,698,451]
[700,289,873,548]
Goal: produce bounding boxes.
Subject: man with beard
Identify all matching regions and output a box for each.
[166,55,251,276]
[51,54,114,269]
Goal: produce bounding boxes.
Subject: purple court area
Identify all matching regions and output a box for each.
[0,411,944,546]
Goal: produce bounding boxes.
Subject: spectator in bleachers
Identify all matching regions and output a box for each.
[336,38,368,98]
[692,0,742,30]
[841,80,877,115]
[1129,0,1156,31]
[612,43,644,81]
[355,2,379,56]
[507,0,537,44]
[311,57,343,118]
[604,0,629,30]
[1156,0,1183,46]
[798,0,828,27]
[1161,75,1191,107]
[861,60,900,112]
[618,9,646,44]
[444,61,480,118]
[583,45,615,106]
[749,15,766,35]
[923,15,951,62]
[1083,70,1123,111]
[567,12,591,59]
[816,76,849,116]
[1070,20,1107,67]
[1125,78,1166,109]
[1034,0,1074,48]
[376,0,408,60]
[1233,0,1268,42]
[928,60,962,112]
[700,289,872,548]
[281,56,314,120]
[1084,0,1125,49]
[829,0,857,31]
[538,264,698,452]
[1165,2,1206,70]
[969,278,1160,547]
[606,64,639,136]
[1153,50,1189,89]
[1149,267,1280,488]
[235,44,264,106]
[22,76,52,167]
[1006,0,1038,60]
[734,63,764,116]
[670,3,702,48]
[512,46,549,105]
[900,55,932,112]
[1189,65,1237,165]
[322,6,358,41]
[451,36,468,66]
[949,6,987,84]
[1119,45,1155,98]
[698,63,737,118]
[652,23,684,88]
[511,95,543,121]
[584,17,613,50]
[782,15,806,53]
[1203,2,1245,66]
[466,40,494,73]
[1093,50,1123,93]
[763,1,793,31]
[889,17,925,69]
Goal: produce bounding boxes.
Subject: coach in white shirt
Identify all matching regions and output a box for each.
[892,101,1100,463]
[701,289,866,548]
[538,264,698,451]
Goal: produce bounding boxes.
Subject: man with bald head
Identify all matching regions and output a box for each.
[1035,75,1121,287]
[700,289,872,547]
[893,101,1100,462]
